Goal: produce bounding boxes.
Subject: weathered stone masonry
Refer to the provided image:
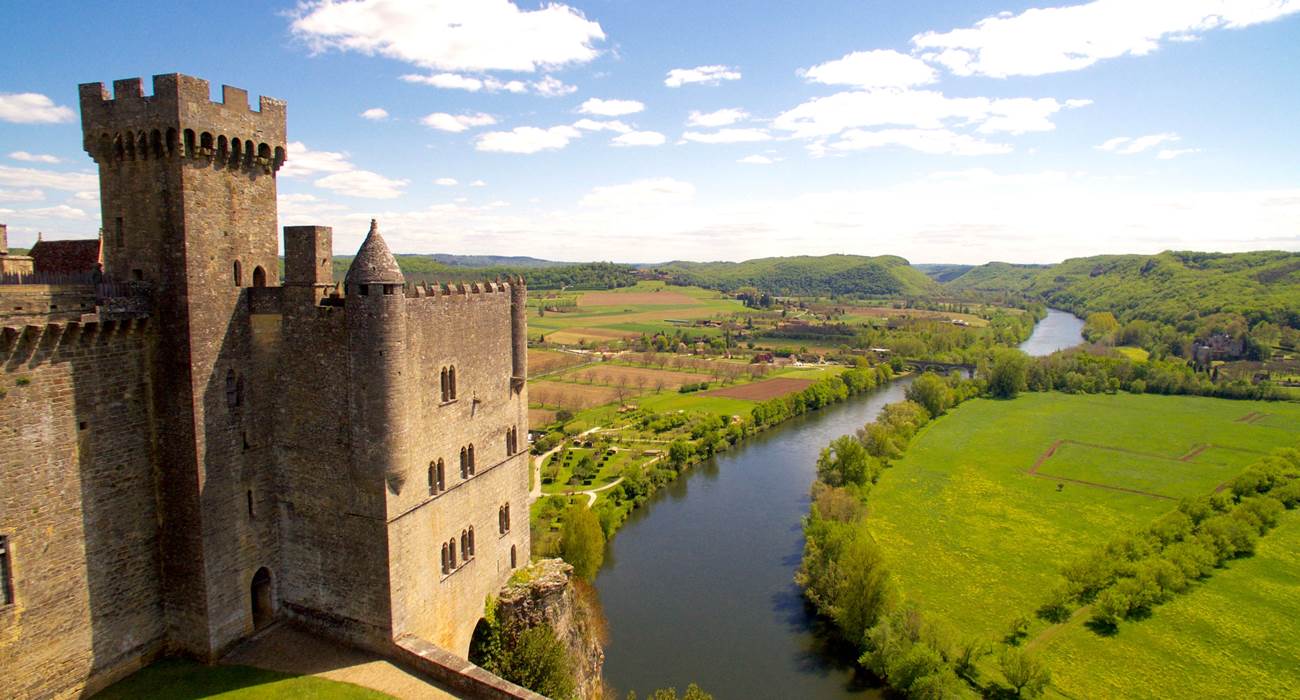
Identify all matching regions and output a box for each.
[0,74,531,699]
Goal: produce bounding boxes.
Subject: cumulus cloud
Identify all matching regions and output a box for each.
[279,142,354,178]
[476,125,582,154]
[0,188,45,202]
[773,89,1088,140]
[800,49,938,89]
[469,180,487,187]
[912,0,1300,78]
[421,112,497,133]
[0,164,97,191]
[611,131,666,147]
[0,93,75,124]
[737,155,777,165]
[821,128,1012,156]
[533,75,577,97]
[435,177,458,186]
[314,170,409,199]
[664,65,742,87]
[1096,133,1181,154]
[19,204,88,220]
[9,151,61,164]
[686,108,749,128]
[360,107,389,120]
[401,72,572,96]
[579,98,645,117]
[580,177,696,208]
[1158,148,1202,160]
[572,118,632,133]
[682,128,772,144]
[292,0,605,73]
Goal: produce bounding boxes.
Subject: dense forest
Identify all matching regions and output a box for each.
[654,254,938,297]
[330,255,637,290]
[940,250,1300,328]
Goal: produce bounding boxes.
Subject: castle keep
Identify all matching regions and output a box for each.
[0,74,531,698]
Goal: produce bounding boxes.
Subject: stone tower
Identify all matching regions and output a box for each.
[78,75,287,658]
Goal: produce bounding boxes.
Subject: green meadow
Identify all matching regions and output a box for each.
[866,392,1300,695]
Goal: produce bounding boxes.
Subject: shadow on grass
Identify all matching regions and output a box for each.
[95,659,390,700]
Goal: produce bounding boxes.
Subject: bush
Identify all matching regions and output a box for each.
[560,505,605,580]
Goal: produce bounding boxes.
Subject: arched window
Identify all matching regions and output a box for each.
[274,146,286,169]
[183,129,196,157]
[504,503,511,533]
[459,447,468,479]
[151,130,163,159]
[449,539,457,569]
[436,459,445,492]
[113,134,125,161]
[245,140,255,164]
[124,132,135,160]
[233,260,243,286]
[440,367,449,402]
[468,527,475,557]
[467,444,475,475]
[231,138,242,166]
[166,128,178,156]
[460,530,468,561]
[258,143,271,162]
[510,545,517,569]
[200,132,214,155]
[136,132,148,159]
[441,543,449,574]
[428,463,435,495]
[449,366,457,400]
[217,135,228,161]
[252,266,267,288]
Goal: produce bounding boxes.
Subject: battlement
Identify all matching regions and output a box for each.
[80,74,286,172]
[402,278,521,301]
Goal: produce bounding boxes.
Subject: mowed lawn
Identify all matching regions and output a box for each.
[1039,510,1300,699]
[97,659,392,700]
[868,393,1300,649]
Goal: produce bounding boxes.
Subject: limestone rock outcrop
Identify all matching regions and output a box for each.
[496,559,606,700]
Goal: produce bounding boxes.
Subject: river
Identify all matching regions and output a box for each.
[594,309,1083,698]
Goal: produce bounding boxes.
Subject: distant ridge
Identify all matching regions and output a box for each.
[653,254,937,297]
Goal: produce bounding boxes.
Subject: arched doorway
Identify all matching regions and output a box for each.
[251,567,274,629]
[252,266,267,287]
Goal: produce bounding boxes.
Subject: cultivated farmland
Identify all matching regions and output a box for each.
[704,377,814,401]
[866,392,1300,698]
[528,348,590,376]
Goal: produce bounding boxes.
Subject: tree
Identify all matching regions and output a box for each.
[906,372,953,418]
[668,439,694,468]
[987,349,1029,399]
[1083,311,1120,344]
[816,434,875,486]
[560,505,605,580]
[495,624,576,699]
[999,646,1051,698]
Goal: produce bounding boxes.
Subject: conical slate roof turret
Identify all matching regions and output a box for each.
[345,219,405,286]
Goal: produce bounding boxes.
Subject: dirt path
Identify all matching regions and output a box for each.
[530,445,562,502]
[1027,439,1175,501]
[1026,604,1092,653]
[224,624,456,699]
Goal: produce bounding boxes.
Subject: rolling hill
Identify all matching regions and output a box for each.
[654,254,938,297]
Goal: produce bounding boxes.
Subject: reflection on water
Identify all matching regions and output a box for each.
[595,310,1084,699]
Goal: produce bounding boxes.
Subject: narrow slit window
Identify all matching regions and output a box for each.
[0,536,12,605]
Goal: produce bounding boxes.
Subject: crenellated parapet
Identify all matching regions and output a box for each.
[401,278,519,301]
[79,74,286,174]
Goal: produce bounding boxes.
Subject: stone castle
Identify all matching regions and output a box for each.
[0,74,532,698]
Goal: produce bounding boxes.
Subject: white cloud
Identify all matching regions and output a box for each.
[664,65,742,87]
[533,75,577,97]
[579,98,645,117]
[0,93,75,124]
[1157,148,1202,160]
[469,179,487,187]
[611,131,666,147]
[773,89,1082,139]
[682,128,772,144]
[401,72,569,95]
[72,191,99,202]
[277,192,348,223]
[292,0,605,73]
[737,155,777,165]
[314,170,409,199]
[800,50,937,89]
[824,128,1012,156]
[0,188,45,202]
[686,108,749,128]
[1064,99,1094,109]
[421,112,497,132]
[573,118,633,134]
[280,141,354,178]
[1096,133,1181,154]
[360,107,389,121]
[435,177,459,186]
[912,0,1300,78]
[476,125,582,154]
[19,204,88,220]
[0,164,97,191]
[581,178,696,209]
[9,151,61,164]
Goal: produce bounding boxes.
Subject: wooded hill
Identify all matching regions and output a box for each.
[330,255,637,290]
[941,251,1300,327]
[654,254,938,297]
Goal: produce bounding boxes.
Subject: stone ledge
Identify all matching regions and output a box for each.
[391,634,546,700]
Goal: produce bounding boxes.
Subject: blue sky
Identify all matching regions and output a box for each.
[2,0,1298,264]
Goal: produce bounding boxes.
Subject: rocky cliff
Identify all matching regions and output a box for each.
[495,559,606,699]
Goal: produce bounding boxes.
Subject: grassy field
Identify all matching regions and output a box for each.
[866,392,1300,694]
[529,281,743,345]
[97,659,391,699]
[1038,510,1300,699]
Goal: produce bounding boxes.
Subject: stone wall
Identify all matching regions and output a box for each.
[0,320,163,699]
